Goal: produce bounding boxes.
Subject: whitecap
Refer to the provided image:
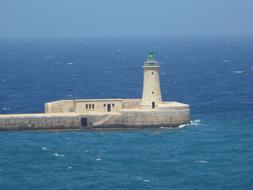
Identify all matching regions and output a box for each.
[67,62,73,65]
[222,59,230,63]
[190,119,201,126]
[41,146,48,151]
[67,166,72,169]
[2,107,10,111]
[232,70,244,74]
[179,124,189,128]
[46,56,54,59]
[143,179,150,182]
[54,153,64,157]
[195,160,208,164]
[96,158,102,161]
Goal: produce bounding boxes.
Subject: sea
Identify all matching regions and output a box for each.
[0,37,252,190]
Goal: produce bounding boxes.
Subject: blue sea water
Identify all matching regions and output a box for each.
[0,37,252,190]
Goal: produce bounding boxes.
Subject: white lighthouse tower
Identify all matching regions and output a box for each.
[141,51,162,109]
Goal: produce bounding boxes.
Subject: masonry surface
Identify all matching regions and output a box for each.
[0,52,190,130]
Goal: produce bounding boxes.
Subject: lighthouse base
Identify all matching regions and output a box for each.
[0,100,190,131]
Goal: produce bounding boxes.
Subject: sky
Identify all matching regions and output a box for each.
[1,0,253,38]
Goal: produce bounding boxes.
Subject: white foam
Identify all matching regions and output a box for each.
[67,62,73,65]
[143,179,150,182]
[41,147,48,151]
[2,107,10,111]
[96,158,102,161]
[54,153,64,157]
[232,70,244,74]
[160,127,173,129]
[222,59,230,63]
[196,160,208,164]
[46,56,54,59]
[67,166,72,169]
[178,124,189,128]
[190,119,201,126]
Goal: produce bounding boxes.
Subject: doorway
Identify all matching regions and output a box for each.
[107,104,111,112]
[81,117,88,127]
[152,102,155,109]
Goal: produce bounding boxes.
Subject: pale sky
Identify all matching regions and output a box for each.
[1,0,253,38]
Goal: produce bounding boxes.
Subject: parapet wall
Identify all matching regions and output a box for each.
[122,99,141,109]
[45,99,142,114]
[45,100,75,113]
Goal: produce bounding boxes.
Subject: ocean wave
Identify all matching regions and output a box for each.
[67,62,73,65]
[2,107,10,111]
[54,153,64,157]
[222,59,230,63]
[178,124,190,128]
[41,146,48,151]
[96,158,102,161]
[46,56,54,59]
[195,160,208,164]
[232,70,244,74]
[190,119,201,126]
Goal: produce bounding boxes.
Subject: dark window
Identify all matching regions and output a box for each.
[81,118,88,127]
[152,91,154,94]
[92,104,94,109]
[151,72,154,75]
[112,104,115,107]
[89,104,91,109]
[152,102,155,109]
[86,104,88,109]
[104,104,106,107]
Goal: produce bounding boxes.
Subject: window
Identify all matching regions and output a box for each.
[151,72,154,75]
[89,104,91,109]
[152,91,154,94]
[92,104,95,109]
[112,104,115,107]
[86,104,88,109]
[104,104,106,107]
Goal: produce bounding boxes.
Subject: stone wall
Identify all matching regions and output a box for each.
[122,99,141,109]
[45,100,74,113]
[45,99,123,113]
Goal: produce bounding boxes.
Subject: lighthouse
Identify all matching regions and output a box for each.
[141,51,162,109]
